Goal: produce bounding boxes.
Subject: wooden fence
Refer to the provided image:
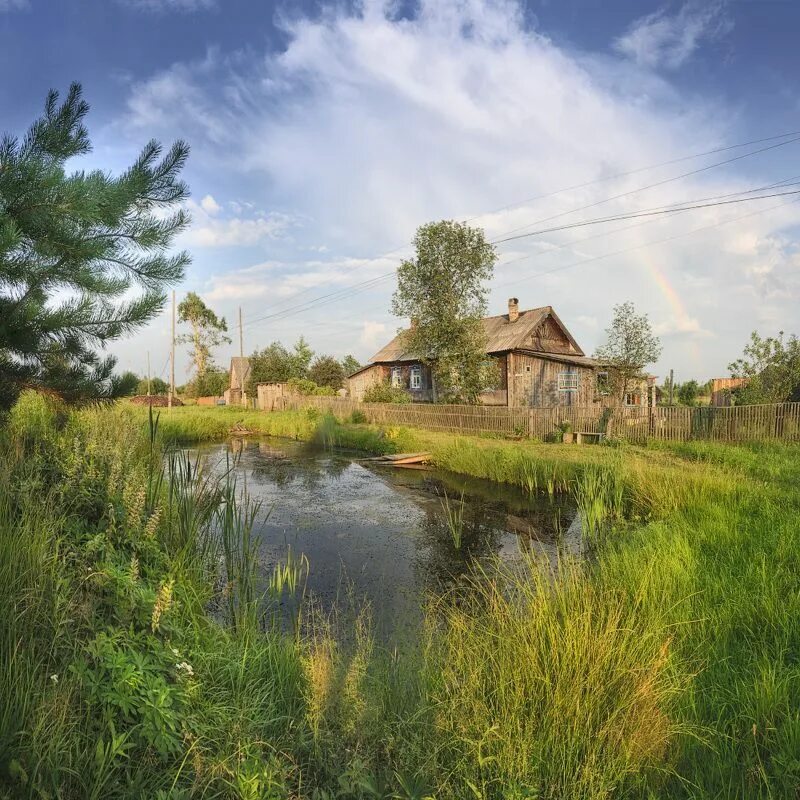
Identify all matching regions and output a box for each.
[270,395,800,444]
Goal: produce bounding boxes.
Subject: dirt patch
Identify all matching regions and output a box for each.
[129,395,183,407]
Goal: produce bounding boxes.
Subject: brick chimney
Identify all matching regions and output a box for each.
[508,297,519,323]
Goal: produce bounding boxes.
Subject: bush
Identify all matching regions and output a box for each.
[362,381,412,404]
[350,409,367,424]
[287,377,336,396]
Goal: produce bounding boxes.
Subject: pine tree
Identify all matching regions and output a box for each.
[0,83,190,409]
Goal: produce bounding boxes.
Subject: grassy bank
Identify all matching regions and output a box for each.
[1,398,799,798]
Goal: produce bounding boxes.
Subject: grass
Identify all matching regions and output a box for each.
[1,397,799,797]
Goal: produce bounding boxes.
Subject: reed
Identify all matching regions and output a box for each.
[439,489,466,549]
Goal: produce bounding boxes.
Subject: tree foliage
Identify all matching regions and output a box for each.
[136,376,168,396]
[729,330,800,404]
[308,355,345,390]
[594,302,662,402]
[186,368,228,398]
[341,354,361,376]
[677,379,699,407]
[391,220,497,403]
[0,83,190,409]
[177,292,230,379]
[247,337,315,393]
[116,371,140,397]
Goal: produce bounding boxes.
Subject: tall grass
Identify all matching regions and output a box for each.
[2,397,799,798]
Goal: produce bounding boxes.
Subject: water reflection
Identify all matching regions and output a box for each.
[197,438,578,637]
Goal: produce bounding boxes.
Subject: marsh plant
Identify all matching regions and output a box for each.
[439,489,466,549]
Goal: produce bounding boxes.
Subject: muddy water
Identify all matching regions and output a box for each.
[199,438,578,637]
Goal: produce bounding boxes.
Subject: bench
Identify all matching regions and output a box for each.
[575,431,605,444]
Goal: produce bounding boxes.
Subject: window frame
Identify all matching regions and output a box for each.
[558,371,579,393]
[409,364,422,390]
[391,366,402,388]
[624,392,641,406]
[596,370,611,396]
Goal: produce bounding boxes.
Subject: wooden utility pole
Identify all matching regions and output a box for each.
[168,290,175,409]
[668,368,674,405]
[147,351,151,396]
[238,306,244,358]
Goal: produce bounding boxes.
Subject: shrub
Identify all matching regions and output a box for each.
[350,409,367,424]
[362,381,412,404]
[287,377,336,396]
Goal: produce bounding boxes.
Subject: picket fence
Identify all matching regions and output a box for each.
[269,395,800,444]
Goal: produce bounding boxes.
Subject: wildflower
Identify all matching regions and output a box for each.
[129,554,139,583]
[50,674,58,684]
[171,647,180,657]
[176,661,194,677]
[151,577,174,632]
[143,506,161,539]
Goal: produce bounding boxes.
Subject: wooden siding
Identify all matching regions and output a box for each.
[510,353,597,407]
[347,365,387,401]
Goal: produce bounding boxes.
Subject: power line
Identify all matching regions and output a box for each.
[241,181,800,328]
[492,196,800,291]
[463,129,800,222]
[239,129,800,326]
[487,133,800,242]
[492,187,800,245]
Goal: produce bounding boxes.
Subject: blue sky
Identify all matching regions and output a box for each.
[2,0,799,383]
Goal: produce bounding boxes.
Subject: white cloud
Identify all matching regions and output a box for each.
[360,321,388,350]
[614,1,733,70]
[181,198,296,247]
[110,0,800,378]
[200,194,221,215]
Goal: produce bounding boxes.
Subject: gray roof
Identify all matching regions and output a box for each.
[369,305,584,362]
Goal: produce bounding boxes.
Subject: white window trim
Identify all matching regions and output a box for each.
[558,371,579,392]
[391,367,402,388]
[410,364,422,390]
[596,371,611,395]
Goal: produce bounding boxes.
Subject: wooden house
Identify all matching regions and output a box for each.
[224,356,251,406]
[348,299,652,408]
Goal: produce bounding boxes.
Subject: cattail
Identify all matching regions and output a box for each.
[151,578,174,632]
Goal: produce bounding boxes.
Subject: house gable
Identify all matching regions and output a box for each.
[527,310,584,356]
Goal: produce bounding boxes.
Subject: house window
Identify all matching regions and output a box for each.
[410,364,422,389]
[625,392,641,406]
[391,367,402,388]
[558,371,579,392]
[596,371,611,395]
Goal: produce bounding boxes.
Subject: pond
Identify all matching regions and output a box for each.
[199,438,579,638]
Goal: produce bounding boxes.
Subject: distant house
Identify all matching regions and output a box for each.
[348,298,654,408]
[224,357,251,406]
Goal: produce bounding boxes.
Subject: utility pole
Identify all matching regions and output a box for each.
[668,368,674,405]
[168,290,175,410]
[147,351,151,396]
[238,306,244,358]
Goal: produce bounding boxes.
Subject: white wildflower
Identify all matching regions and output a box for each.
[49,674,59,684]
[176,661,194,677]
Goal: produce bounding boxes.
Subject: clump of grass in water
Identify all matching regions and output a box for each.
[268,545,309,635]
[575,462,625,546]
[440,489,466,549]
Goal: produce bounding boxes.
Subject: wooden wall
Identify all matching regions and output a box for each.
[509,353,597,407]
[347,365,387,401]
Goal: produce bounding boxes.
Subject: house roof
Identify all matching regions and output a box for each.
[229,357,251,390]
[369,305,585,362]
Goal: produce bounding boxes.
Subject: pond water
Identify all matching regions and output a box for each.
[199,438,579,637]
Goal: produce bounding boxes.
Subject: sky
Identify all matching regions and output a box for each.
[2,0,799,384]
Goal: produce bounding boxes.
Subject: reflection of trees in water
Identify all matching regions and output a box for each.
[242,441,326,491]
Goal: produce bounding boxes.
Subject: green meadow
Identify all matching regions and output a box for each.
[1,396,799,798]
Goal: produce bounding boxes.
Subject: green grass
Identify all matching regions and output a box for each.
[1,397,799,798]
